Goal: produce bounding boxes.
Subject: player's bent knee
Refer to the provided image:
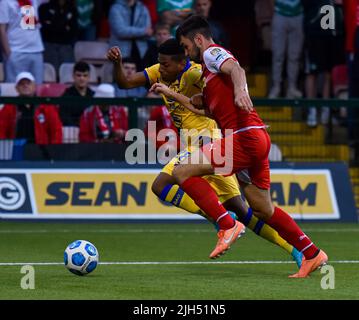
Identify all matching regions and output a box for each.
[152,173,176,197]
[252,205,275,221]
[151,177,168,197]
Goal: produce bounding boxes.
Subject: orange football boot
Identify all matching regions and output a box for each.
[289,249,328,278]
[209,220,245,259]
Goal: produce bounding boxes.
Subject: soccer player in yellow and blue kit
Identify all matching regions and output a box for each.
[107,39,302,265]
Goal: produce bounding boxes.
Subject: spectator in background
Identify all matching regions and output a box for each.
[39,0,78,72]
[0,0,44,84]
[114,56,152,130]
[96,0,116,40]
[254,0,273,55]
[343,0,359,160]
[115,57,147,97]
[268,0,304,98]
[303,0,346,127]
[145,104,179,152]
[0,72,62,144]
[142,0,159,27]
[157,0,193,35]
[143,23,172,67]
[193,0,229,47]
[60,61,95,128]
[75,0,99,40]
[79,83,128,143]
[144,98,180,164]
[109,0,152,71]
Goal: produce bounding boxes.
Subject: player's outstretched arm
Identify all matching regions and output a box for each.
[220,59,254,112]
[107,46,147,89]
[149,83,206,116]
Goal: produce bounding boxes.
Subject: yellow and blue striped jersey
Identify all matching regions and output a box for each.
[144,60,220,144]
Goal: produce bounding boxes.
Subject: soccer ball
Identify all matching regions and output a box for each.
[64,240,99,276]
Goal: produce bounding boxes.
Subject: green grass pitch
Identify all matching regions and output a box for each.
[0,221,358,300]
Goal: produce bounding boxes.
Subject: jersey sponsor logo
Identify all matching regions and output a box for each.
[176,150,191,162]
[210,48,222,56]
[171,114,182,128]
[215,54,225,61]
[0,174,32,213]
[37,113,45,124]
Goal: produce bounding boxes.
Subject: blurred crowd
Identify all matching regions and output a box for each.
[256,0,359,159]
[0,0,358,151]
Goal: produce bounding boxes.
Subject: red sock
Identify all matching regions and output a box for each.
[181,177,235,230]
[267,207,319,259]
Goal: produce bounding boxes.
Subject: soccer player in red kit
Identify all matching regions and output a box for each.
[153,15,328,278]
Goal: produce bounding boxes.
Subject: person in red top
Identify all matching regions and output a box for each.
[152,15,328,278]
[79,84,128,143]
[145,104,179,150]
[0,72,62,144]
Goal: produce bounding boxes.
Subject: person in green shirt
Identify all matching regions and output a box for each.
[76,0,97,40]
[157,0,194,35]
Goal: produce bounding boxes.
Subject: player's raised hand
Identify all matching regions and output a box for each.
[107,46,122,63]
[234,89,254,113]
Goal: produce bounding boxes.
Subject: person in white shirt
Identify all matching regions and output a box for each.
[0,0,44,84]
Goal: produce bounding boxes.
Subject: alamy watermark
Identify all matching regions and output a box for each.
[20,265,35,290]
[20,5,36,30]
[320,5,336,30]
[320,265,335,290]
[20,4,336,31]
[124,122,234,174]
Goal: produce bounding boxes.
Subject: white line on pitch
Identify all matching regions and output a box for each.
[0,260,358,266]
[0,228,358,234]
[0,229,212,234]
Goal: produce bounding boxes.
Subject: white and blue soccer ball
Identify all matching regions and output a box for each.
[64,240,99,276]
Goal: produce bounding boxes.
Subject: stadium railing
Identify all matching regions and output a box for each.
[0,96,358,164]
[1,96,359,126]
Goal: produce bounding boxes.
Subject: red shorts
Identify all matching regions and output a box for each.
[201,128,271,190]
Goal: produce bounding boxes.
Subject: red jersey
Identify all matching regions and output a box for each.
[79,105,128,143]
[202,44,264,134]
[0,103,62,144]
[145,106,179,150]
[343,0,359,53]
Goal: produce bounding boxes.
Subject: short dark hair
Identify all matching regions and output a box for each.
[155,22,171,33]
[176,14,212,41]
[73,61,90,73]
[122,57,137,65]
[158,38,186,62]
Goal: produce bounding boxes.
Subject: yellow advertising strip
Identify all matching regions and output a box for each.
[32,173,184,214]
[270,170,339,219]
[30,169,339,219]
